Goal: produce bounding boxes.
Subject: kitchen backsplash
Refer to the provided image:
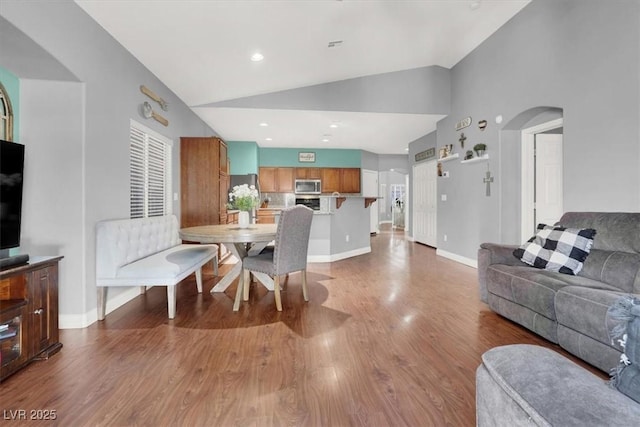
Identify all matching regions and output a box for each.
[261,193,331,213]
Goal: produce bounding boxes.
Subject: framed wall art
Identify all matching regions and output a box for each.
[298,152,316,163]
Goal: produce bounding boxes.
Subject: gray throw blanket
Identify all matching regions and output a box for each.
[607,295,640,403]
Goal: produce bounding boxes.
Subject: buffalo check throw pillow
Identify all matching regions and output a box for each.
[513,224,597,275]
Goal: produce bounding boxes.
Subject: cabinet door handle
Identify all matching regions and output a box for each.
[34,308,44,315]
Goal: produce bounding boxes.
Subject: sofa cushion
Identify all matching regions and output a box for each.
[486,264,572,320]
[558,212,640,253]
[555,286,626,353]
[514,224,596,275]
[115,244,217,285]
[578,249,640,294]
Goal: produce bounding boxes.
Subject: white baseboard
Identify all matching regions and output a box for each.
[308,246,371,263]
[59,287,142,329]
[436,249,478,268]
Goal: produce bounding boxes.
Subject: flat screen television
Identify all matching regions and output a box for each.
[0,139,26,264]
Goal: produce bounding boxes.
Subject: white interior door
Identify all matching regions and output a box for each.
[412,160,437,247]
[535,134,563,226]
[521,118,563,239]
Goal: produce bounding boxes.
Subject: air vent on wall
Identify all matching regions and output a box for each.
[328,40,343,48]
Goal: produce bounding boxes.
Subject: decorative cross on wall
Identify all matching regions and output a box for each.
[483,169,494,197]
[459,132,467,148]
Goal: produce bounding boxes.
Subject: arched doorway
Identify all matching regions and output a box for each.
[499,106,564,242]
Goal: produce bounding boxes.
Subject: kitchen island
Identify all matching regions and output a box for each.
[263,196,376,262]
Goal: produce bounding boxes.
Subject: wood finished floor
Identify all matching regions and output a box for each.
[0,227,605,426]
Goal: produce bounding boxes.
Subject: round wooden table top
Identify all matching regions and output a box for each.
[179,223,277,244]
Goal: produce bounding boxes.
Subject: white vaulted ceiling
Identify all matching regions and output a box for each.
[76,0,530,154]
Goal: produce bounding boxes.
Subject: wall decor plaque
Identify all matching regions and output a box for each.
[415,147,436,162]
[455,117,472,131]
[298,152,316,162]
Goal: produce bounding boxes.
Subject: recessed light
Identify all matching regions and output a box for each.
[265,137,272,141]
[251,52,264,62]
[469,1,481,11]
[329,123,338,128]
[259,122,268,127]
[322,138,330,142]
[405,148,409,151]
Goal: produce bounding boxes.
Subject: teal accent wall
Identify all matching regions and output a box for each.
[0,67,20,141]
[228,141,259,174]
[259,148,361,167]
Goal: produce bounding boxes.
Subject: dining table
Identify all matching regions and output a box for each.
[179,223,278,310]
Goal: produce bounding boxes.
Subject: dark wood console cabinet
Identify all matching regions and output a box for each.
[0,256,63,381]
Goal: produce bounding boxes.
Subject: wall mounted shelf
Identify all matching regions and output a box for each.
[461,154,489,164]
[438,153,459,163]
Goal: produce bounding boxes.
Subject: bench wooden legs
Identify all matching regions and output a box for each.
[97,287,107,320]
[167,286,176,319]
[195,267,203,293]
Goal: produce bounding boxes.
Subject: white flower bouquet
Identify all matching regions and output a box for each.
[228,184,259,211]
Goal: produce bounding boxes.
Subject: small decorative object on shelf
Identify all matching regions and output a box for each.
[474,143,487,157]
[464,150,474,160]
[445,144,454,156]
[228,184,259,228]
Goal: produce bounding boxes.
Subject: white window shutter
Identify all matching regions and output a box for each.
[129,121,172,219]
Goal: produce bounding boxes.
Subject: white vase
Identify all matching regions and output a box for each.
[238,211,250,228]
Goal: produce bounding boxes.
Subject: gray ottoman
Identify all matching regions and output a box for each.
[476,344,640,426]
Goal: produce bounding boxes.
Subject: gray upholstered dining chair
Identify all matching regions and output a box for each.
[237,205,314,311]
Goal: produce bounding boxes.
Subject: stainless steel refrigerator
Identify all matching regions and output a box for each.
[229,173,260,223]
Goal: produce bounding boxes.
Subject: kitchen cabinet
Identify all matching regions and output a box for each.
[259,167,277,192]
[340,168,361,193]
[259,167,294,192]
[180,137,226,228]
[276,168,295,192]
[295,167,322,179]
[321,168,341,193]
[257,209,278,224]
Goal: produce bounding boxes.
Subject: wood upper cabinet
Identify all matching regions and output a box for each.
[180,137,224,228]
[259,167,294,192]
[260,166,360,193]
[340,168,361,193]
[295,167,322,179]
[259,167,277,192]
[321,168,341,193]
[276,167,294,192]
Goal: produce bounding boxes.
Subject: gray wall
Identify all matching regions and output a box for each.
[1,0,218,326]
[432,0,639,261]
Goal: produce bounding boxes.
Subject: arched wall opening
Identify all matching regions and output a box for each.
[498,106,564,244]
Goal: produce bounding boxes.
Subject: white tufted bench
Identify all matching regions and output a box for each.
[96,215,218,319]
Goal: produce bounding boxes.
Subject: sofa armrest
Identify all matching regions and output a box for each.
[477,243,523,303]
[477,344,640,426]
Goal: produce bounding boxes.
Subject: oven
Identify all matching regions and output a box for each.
[295,197,320,211]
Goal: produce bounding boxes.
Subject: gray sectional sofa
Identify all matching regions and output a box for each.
[478,212,640,372]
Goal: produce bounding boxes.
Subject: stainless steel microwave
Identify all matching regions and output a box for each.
[295,179,321,194]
